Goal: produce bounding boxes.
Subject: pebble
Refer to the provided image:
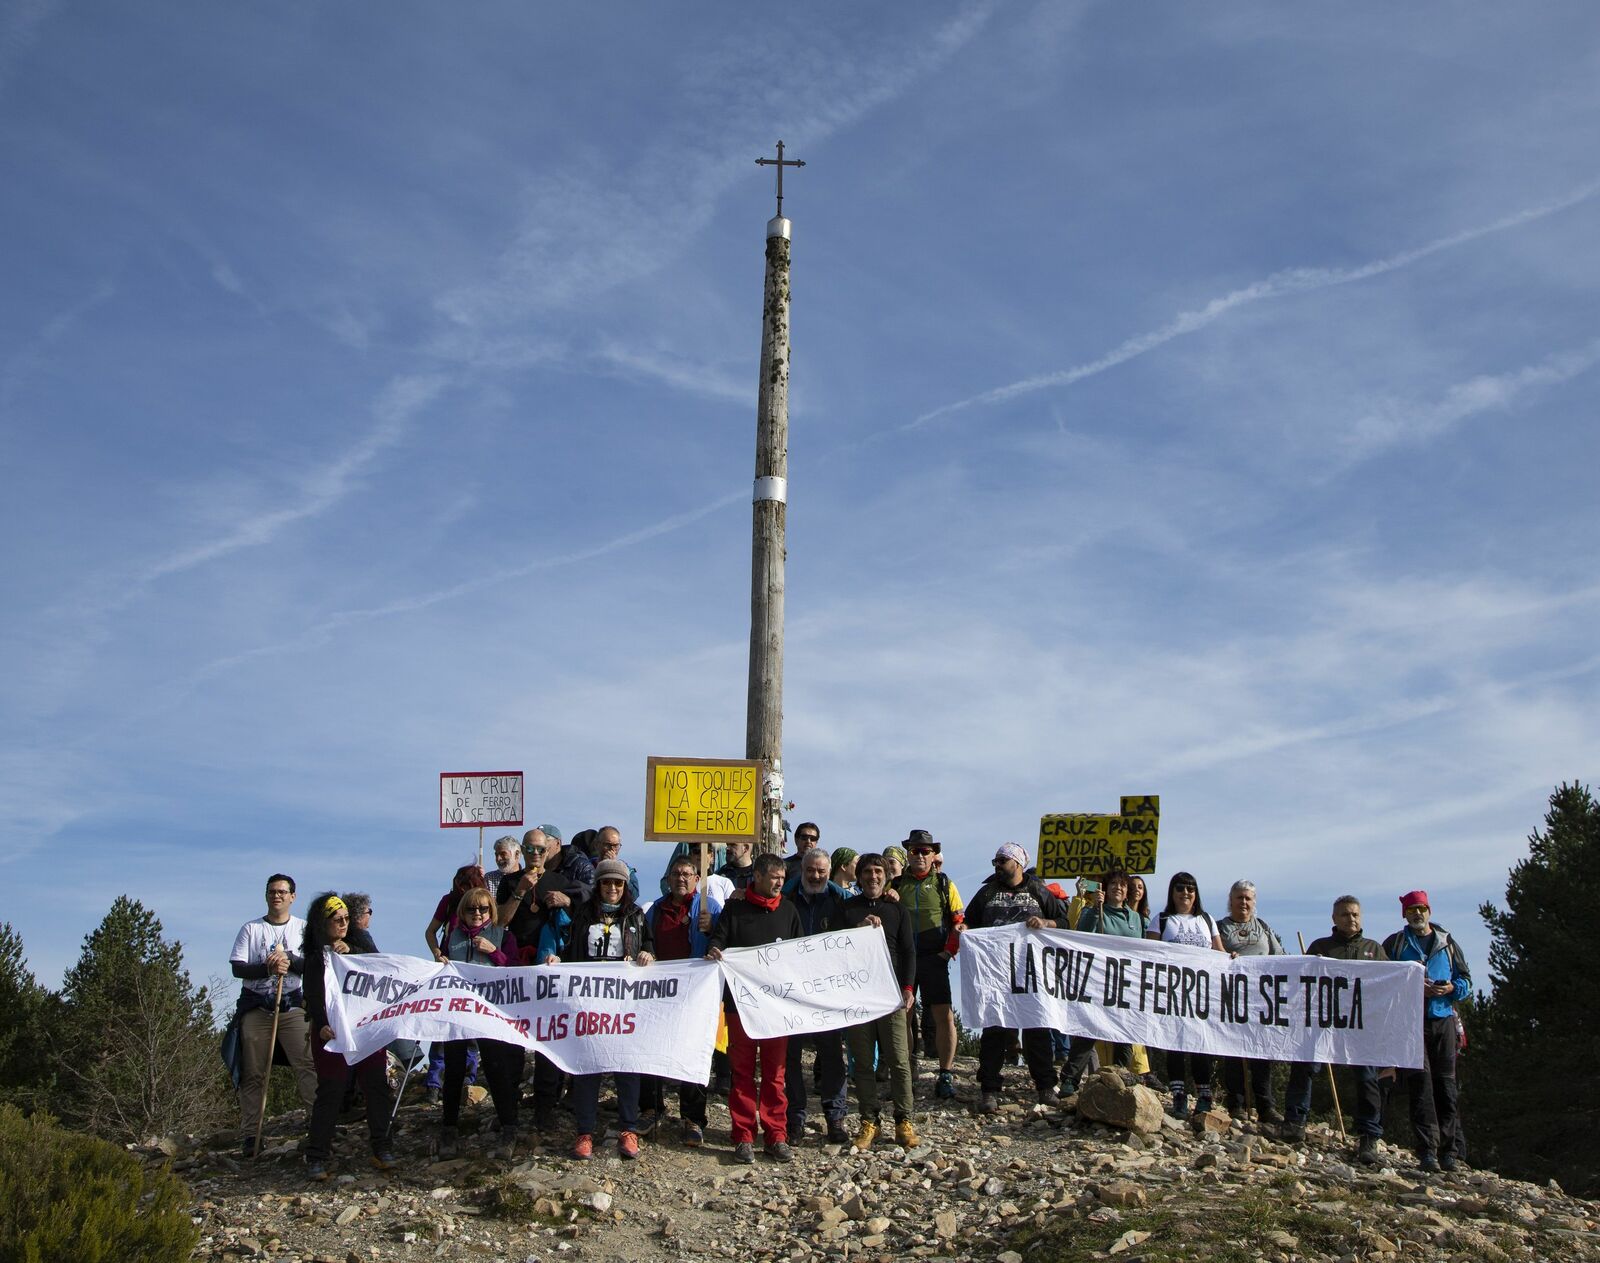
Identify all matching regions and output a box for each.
[172,1051,1598,1263]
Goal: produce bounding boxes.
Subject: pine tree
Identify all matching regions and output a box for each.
[1479,781,1600,1046]
[0,923,57,1109]
[56,897,230,1142]
[1466,781,1600,1194]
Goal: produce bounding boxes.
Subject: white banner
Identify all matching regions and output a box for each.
[324,953,722,1080]
[715,926,905,1040]
[958,925,1424,1069]
[438,771,524,828]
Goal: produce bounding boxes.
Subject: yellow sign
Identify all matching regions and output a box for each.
[643,756,762,843]
[1037,796,1160,879]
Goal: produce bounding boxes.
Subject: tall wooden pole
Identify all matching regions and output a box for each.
[747,142,802,856]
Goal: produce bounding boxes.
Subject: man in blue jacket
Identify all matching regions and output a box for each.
[1382,889,1471,1173]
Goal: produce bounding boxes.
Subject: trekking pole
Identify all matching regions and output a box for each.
[391,1042,426,1129]
[1297,932,1346,1141]
[252,971,286,1159]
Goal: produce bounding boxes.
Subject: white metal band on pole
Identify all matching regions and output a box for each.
[753,476,788,504]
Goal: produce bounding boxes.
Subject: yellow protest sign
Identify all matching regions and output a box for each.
[1037,796,1160,878]
[643,757,762,843]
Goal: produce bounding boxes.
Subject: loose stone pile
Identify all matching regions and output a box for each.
[136,1057,1597,1263]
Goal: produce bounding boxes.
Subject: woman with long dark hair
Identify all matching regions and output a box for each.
[1146,871,1226,1119]
[302,892,394,1180]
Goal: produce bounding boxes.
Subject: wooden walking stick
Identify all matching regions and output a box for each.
[1298,931,1346,1140]
[252,970,286,1160]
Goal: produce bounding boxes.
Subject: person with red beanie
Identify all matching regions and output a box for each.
[706,852,803,1163]
[1383,889,1471,1173]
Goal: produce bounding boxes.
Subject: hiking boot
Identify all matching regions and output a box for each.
[1195,1089,1215,1117]
[1257,1102,1283,1126]
[894,1119,920,1149]
[241,1136,258,1160]
[852,1119,880,1151]
[618,1131,640,1160]
[1278,1120,1306,1144]
[976,1091,999,1115]
[826,1118,850,1145]
[1357,1135,1382,1167]
[370,1148,397,1172]
[423,1086,441,1105]
[491,1128,518,1161]
[1418,1149,1440,1173]
[1439,1152,1458,1173]
[934,1070,956,1099]
[765,1140,795,1163]
[733,1141,755,1164]
[681,1121,704,1148]
[306,1160,330,1182]
[1036,1085,1061,1107]
[436,1127,458,1161]
[571,1133,593,1160]
[636,1110,661,1137]
[1169,1087,1189,1120]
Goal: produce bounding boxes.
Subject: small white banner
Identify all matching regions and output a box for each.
[716,926,905,1040]
[324,952,722,1080]
[958,924,1424,1069]
[439,771,524,828]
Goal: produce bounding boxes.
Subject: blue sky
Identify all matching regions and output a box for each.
[3,2,1596,992]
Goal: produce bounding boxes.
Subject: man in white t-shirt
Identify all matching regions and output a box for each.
[229,873,319,1155]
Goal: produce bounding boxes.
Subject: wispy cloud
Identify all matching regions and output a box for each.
[434,2,1000,337]
[1339,336,1600,463]
[908,175,1600,429]
[157,486,750,697]
[592,343,750,405]
[0,0,59,93]
[0,280,116,413]
[137,373,447,584]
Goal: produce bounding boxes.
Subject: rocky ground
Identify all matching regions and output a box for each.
[148,1056,1600,1263]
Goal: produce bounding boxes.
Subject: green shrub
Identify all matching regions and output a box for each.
[0,1105,198,1263]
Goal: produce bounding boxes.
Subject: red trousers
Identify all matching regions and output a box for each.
[726,1006,788,1144]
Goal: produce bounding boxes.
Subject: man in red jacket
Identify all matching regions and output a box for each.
[706,852,803,1163]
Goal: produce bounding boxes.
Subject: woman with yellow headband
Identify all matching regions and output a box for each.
[302,892,395,1180]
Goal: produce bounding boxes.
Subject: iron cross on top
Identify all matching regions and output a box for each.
[755,140,805,218]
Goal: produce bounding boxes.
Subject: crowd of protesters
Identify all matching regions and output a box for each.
[228,825,1471,1179]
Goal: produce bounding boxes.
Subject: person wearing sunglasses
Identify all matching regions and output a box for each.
[302,892,395,1179]
[967,842,1071,1111]
[437,889,524,1160]
[552,859,655,1161]
[893,829,965,1099]
[1147,872,1226,1119]
[785,821,822,882]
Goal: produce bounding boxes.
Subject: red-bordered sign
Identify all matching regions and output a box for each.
[439,771,524,828]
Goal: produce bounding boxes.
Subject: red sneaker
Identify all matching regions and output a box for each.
[618,1130,640,1160]
[571,1133,593,1160]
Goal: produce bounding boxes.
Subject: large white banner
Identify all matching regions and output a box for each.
[711,926,905,1040]
[958,925,1424,1069]
[324,953,722,1080]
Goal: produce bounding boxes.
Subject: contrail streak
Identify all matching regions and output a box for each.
[908,176,1600,430]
